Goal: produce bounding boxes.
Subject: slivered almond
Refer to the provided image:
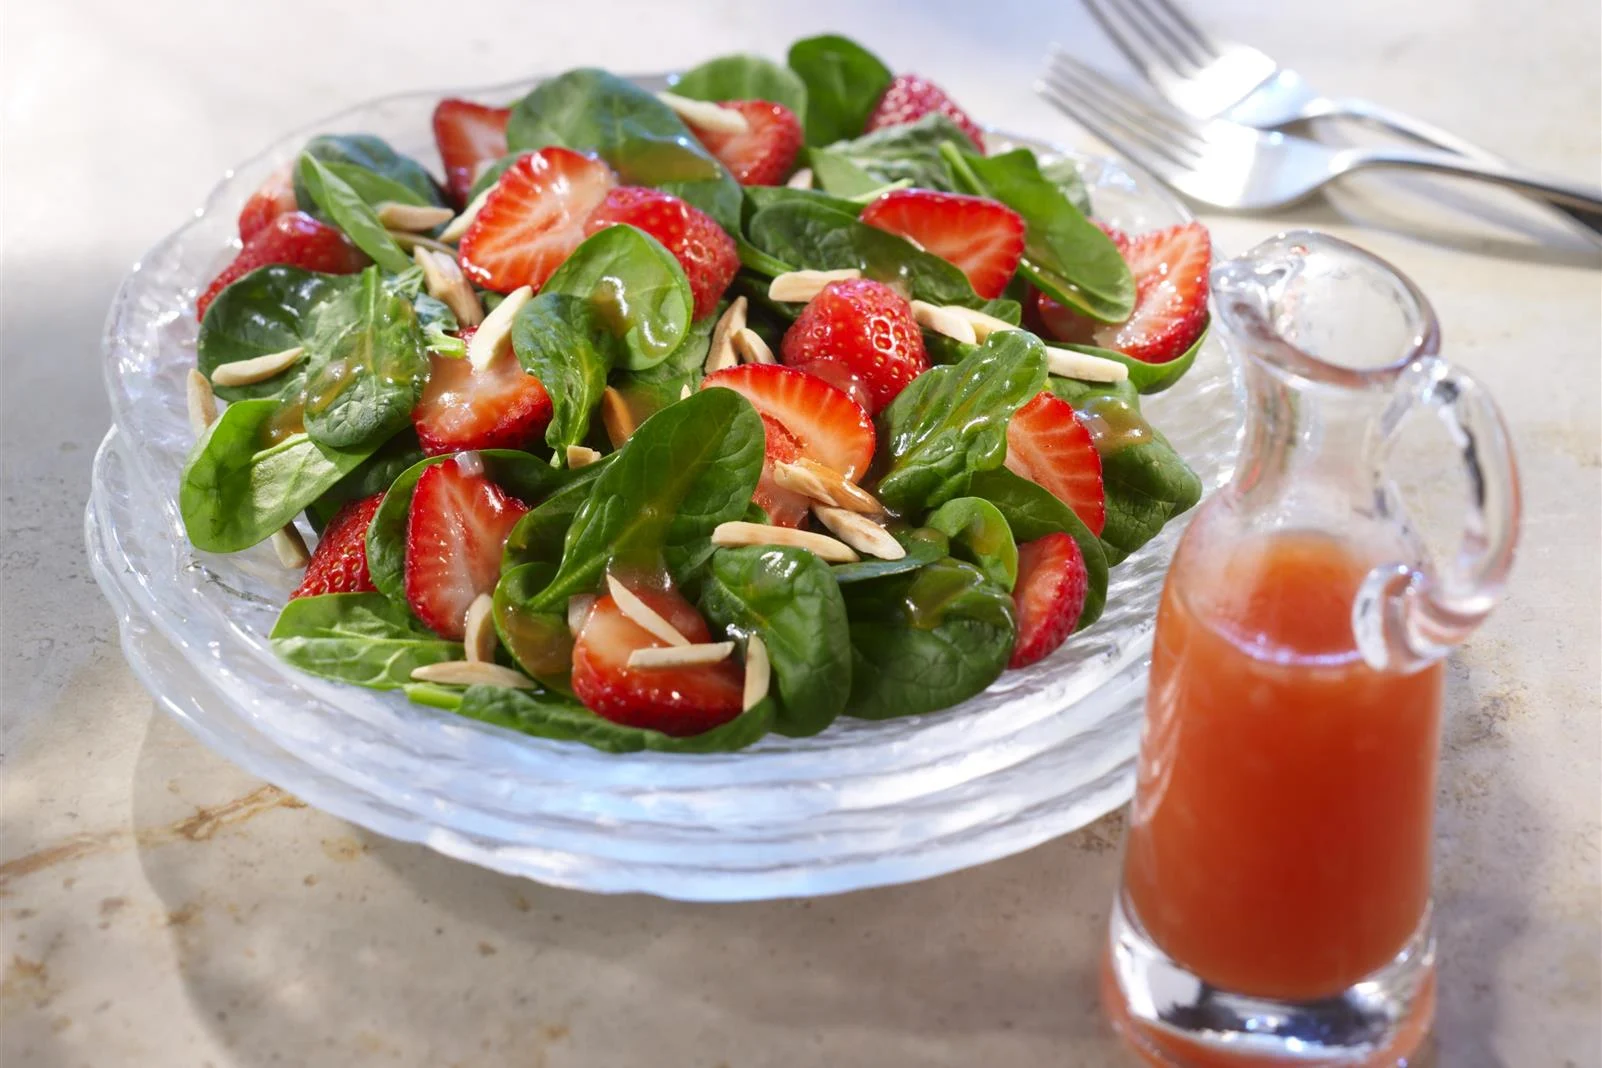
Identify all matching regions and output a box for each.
[627,641,736,670]
[786,167,814,190]
[600,387,637,447]
[186,369,217,435]
[210,346,305,387]
[568,594,597,636]
[711,521,859,563]
[771,458,882,514]
[943,304,1020,342]
[413,246,484,327]
[705,295,746,373]
[910,300,978,345]
[731,327,775,365]
[411,660,536,689]
[605,575,689,647]
[768,268,862,304]
[1045,345,1129,383]
[468,286,531,370]
[464,593,498,663]
[656,91,749,134]
[376,201,456,232]
[270,525,310,568]
[742,634,770,711]
[440,184,495,242]
[679,383,692,400]
[565,445,602,469]
[812,505,905,561]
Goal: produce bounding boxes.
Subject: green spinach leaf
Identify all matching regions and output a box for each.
[543,224,694,371]
[306,429,425,529]
[966,466,1109,629]
[271,592,462,689]
[1068,390,1202,565]
[786,35,892,146]
[829,527,949,584]
[197,266,359,402]
[293,134,447,213]
[1038,155,1093,216]
[510,293,612,456]
[608,312,714,420]
[500,454,614,572]
[742,184,865,221]
[926,497,1019,591]
[492,561,573,688]
[812,114,976,192]
[320,159,433,212]
[672,54,808,124]
[295,154,414,274]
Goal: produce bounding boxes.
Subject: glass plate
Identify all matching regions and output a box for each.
[85,75,1241,901]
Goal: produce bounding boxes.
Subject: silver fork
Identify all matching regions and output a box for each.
[1038,54,1602,221]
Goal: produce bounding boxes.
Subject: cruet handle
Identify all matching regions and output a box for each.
[1353,358,1522,672]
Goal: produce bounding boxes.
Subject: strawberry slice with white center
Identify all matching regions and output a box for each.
[571,582,744,737]
[859,188,1025,299]
[754,413,809,528]
[685,99,803,186]
[405,457,531,640]
[432,98,510,207]
[701,364,875,481]
[457,146,618,294]
[1009,532,1090,668]
[412,334,553,456]
[1005,392,1106,536]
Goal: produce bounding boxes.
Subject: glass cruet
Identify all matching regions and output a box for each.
[1102,231,1522,1066]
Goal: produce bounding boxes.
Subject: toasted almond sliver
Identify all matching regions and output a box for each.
[600,387,637,448]
[911,300,978,345]
[656,91,749,134]
[411,660,536,689]
[464,593,498,663]
[627,641,736,670]
[731,327,775,365]
[440,184,495,243]
[376,201,456,232]
[270,525,310,568]
[711,521,859,563]
[705,295,747,374]
[786,167,814,190]
[210,346,305,388]
[606,575,690,647]
[944,304,1021,342]
[565,445,603,469]
[812,505,906,561]
[1045,345,1130,384]
[742,634,770,712]
[186,369,217,435]
[568,594,597,636]
[413,246,484,328]
[772,458,882,514]
[468,286,532,370]
[768,268,862,304]
[679,383,693,400]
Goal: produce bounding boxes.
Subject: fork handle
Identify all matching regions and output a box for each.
[1336,144,1602,217]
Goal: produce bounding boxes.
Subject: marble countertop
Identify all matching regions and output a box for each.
[3,1,1598,1064]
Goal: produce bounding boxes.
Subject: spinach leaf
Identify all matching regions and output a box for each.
[293,134,447,213]
[522,388,763,611]
[1050,324,1208,395]
[180,398,373,553]
[875,330,1048,514]
[1038,155,1093,216]
[492,561,573,688]
[271,592,462,689]
[608,312,714,420]
[735,236,797,278]
[320,159,432,211]
[926,497,1019,591]
[306,429,425,529]
[415,684,774,754]
[197,266,359,402]
[742,184,865,220]
[811,114,975,192]
[843,559,1016,719]
[295,155,414,274]
[543,224,694,371]
[506,68,742,231]
[830,527,949,584]
[672,54,808,124]
[299,267,429,451]
[366,450,567,608]
[510,293,612,455]
[699,546,851,737]
[967,467,1109,629]
[805,149,889,198]
[1070,390,1203,566]
[786,35,892,146]
[500,454,613,572]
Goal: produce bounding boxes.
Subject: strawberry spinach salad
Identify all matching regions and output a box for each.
[179,35,1208,753]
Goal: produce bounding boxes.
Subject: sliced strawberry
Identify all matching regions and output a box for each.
[1036,221,1211,364]
[754,413,809,527]
[860,189,1024,299]
[1005,392,1106,536]
[685,99,803,186]
[404,457,531,640]
[701,364,875,481]
[778,279,929,414]
[457,147,618,295]
[1008,532,1089,668]
[291,494,383,599]
[865,73,985,151]
[197,211,367,321]
[412,346,553,456]
[238,166,298,243]
[784,356,874,415]
[432,98,511,207]
[584,186,738,319]
[570,584,744,736]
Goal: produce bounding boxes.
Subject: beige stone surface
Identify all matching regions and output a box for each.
[2,1,1599,1065]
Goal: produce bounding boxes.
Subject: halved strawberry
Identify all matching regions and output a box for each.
[412,341,553,456]
[197,211,367,321]
[1036,221,1211,364]
[291,494,384,599]
[754,413,809,527]
[1005,392,1106,536]
[685,99,803,186]
[1009,532,1089,668]
[865,73,985,151]
[701,364,875,481]
[584,186,738,319]
[784,356,874,415]
[405,457,531,640]
[778,279,929,414]
[860,189,1024,299]
[238,166,298,243]
[432,98,510,207]
[570,583,744,736]
[457,147,618,295]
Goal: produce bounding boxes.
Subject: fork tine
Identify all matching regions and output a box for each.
[1131,0,1223,62]
[1079,0,1183,86]
[1046,54,1206,154]
[1038,78,1189,180]
[1103,0,1207,75]
[1039,67,1200,173]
